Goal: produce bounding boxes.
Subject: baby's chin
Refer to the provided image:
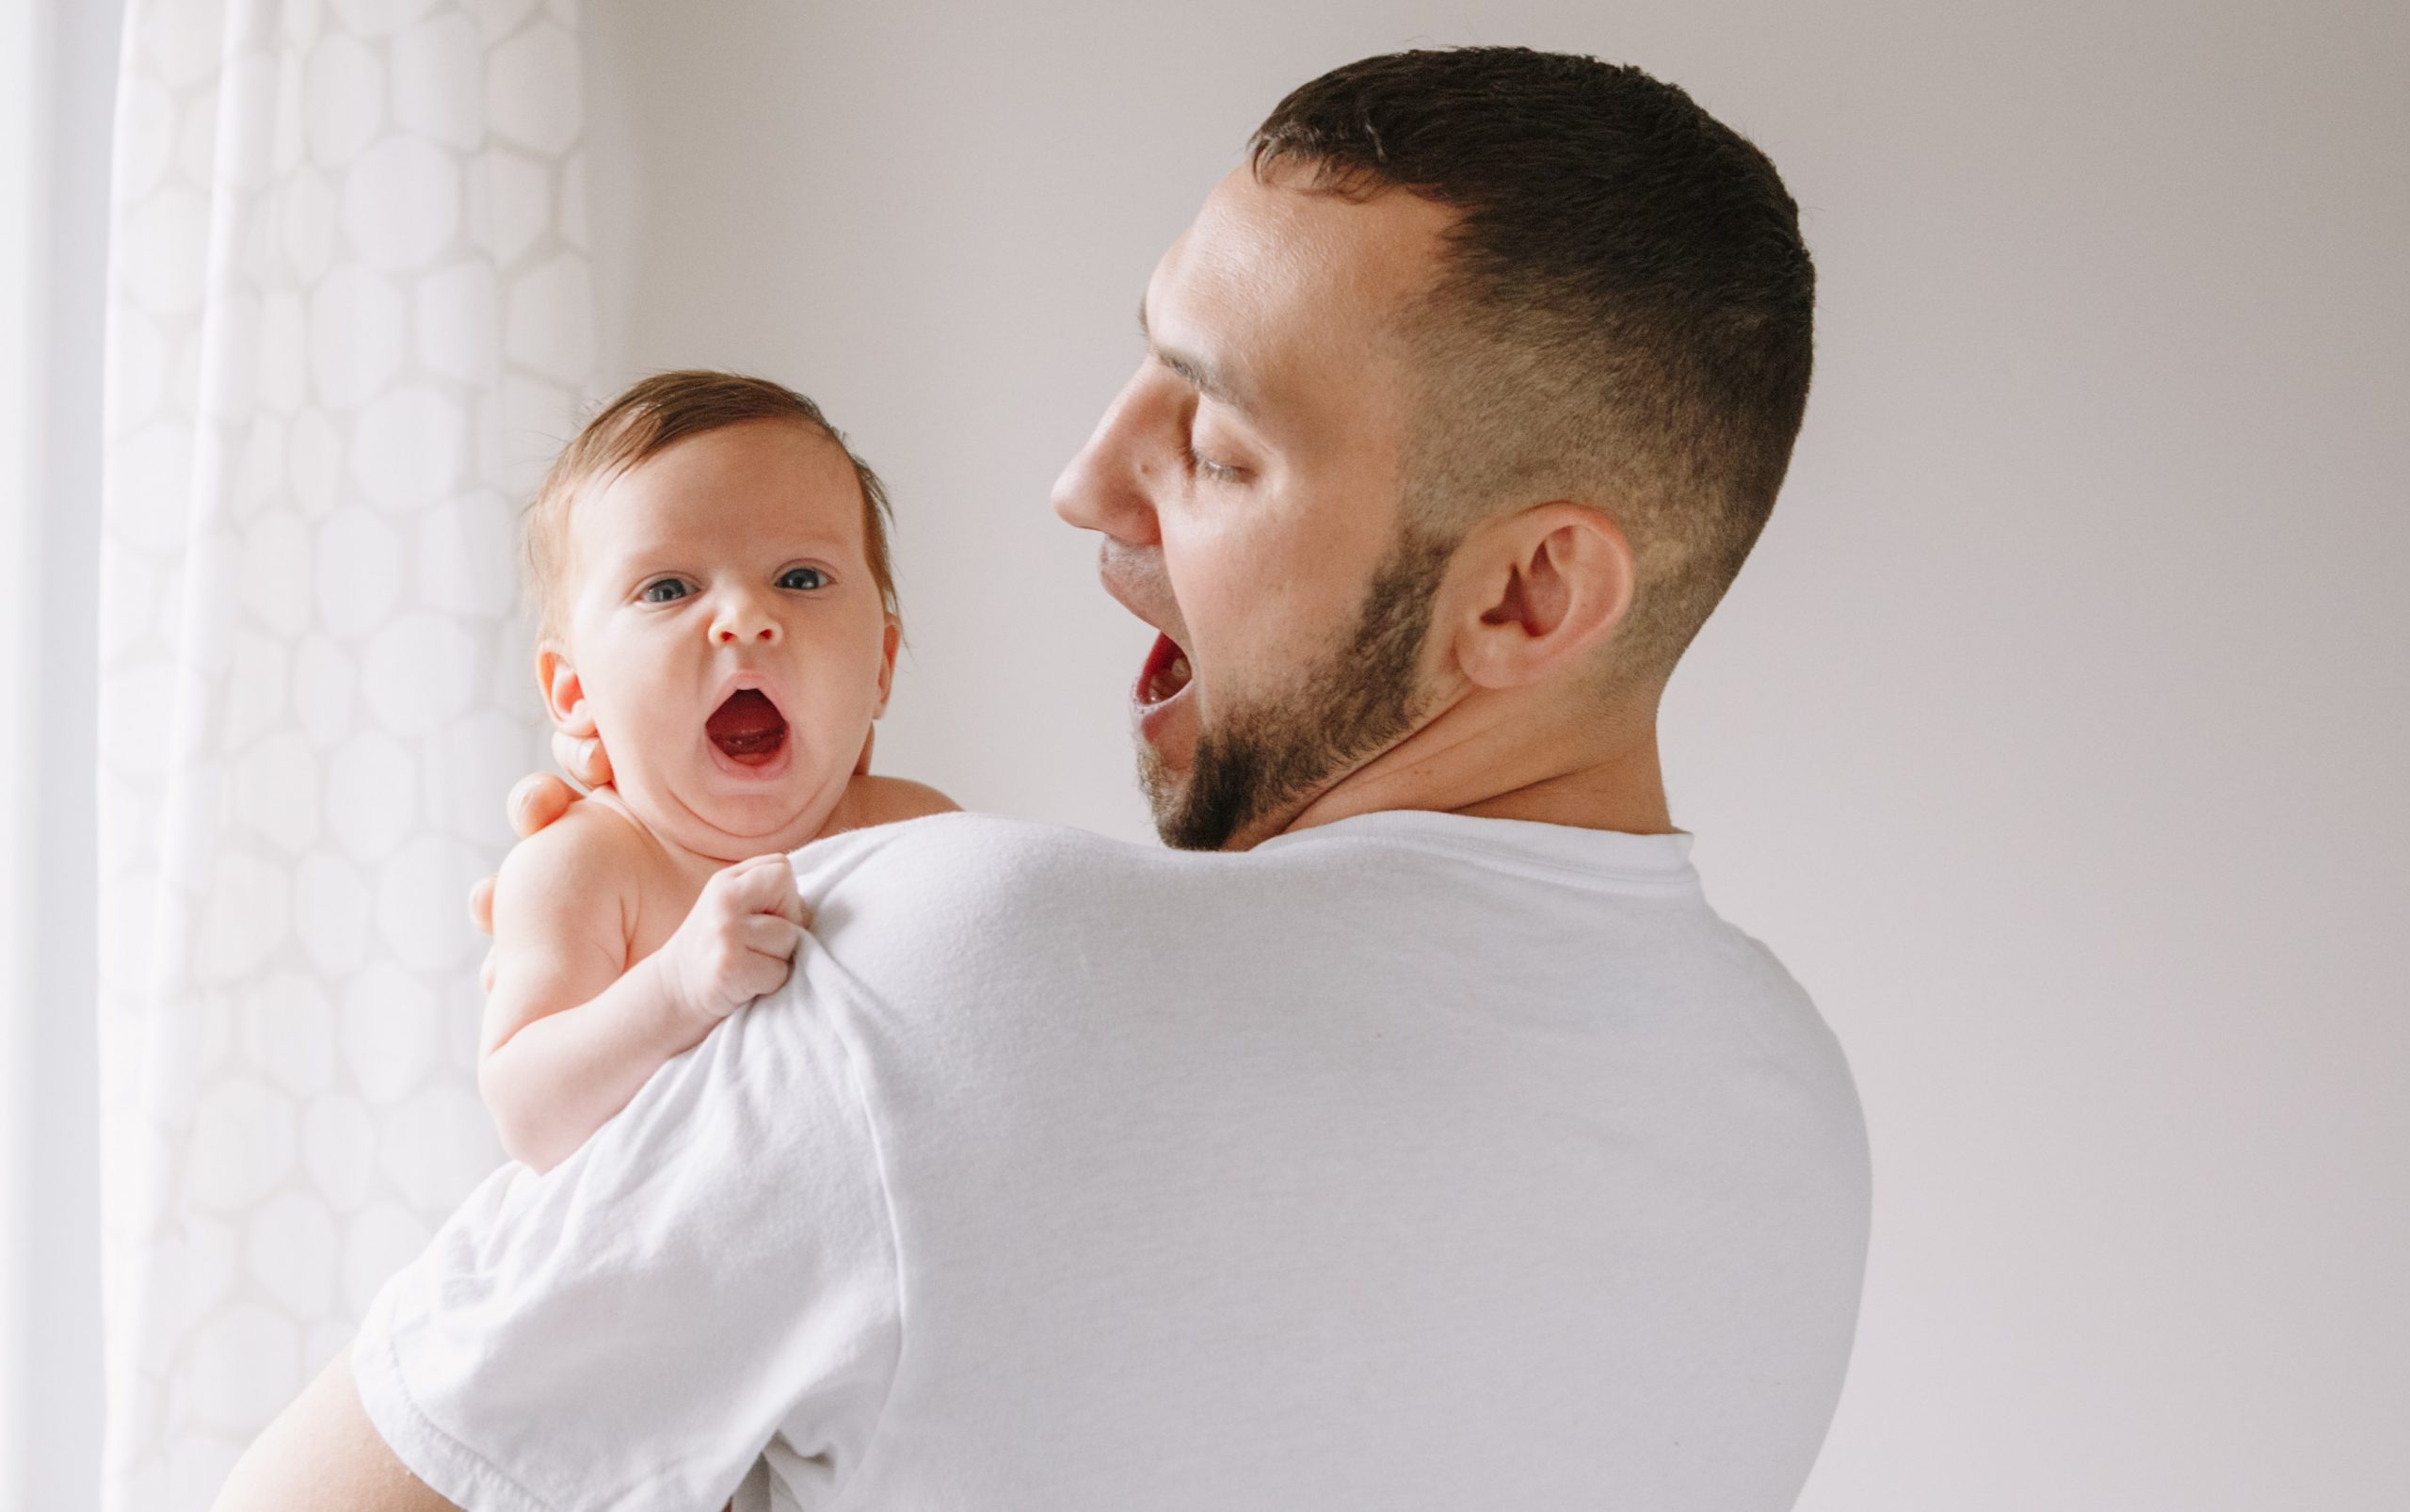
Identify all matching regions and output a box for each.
[617,763,851,862]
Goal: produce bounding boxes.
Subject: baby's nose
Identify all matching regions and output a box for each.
[711,607,780,645]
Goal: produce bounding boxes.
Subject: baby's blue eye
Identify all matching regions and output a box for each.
[778,567,829,591]
[640,578,691,603]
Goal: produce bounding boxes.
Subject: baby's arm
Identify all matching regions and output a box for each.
[479,809,803,1174]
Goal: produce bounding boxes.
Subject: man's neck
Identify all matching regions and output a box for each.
[1263,690,1675,844]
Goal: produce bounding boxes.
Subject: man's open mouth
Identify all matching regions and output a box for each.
[1136,632,1194,708]
[706,688,789,766]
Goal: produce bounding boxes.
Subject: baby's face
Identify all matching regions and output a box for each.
[547,419,897,861]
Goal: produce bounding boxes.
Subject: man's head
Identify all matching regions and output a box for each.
[1052,47,1813,850]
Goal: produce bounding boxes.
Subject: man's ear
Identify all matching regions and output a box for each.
[1444,502,1638,691]
[872,616,900,718]
[535,642,599,738]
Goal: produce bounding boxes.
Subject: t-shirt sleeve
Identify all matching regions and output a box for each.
[351,967,903,1512]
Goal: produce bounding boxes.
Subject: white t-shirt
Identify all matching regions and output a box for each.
[356,810,1871,1511]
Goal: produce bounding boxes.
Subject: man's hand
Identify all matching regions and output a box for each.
[471,728,615,989]
[654,853,808,1033]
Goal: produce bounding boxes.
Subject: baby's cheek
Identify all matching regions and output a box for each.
[795,678,878,763]
[795,685,866,754]
[588,682,684,777]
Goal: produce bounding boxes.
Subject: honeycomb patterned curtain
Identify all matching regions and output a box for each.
[96,1,598,1502]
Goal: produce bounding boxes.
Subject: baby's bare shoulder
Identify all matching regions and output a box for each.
[840,774,961,829]
[495,792,657,914]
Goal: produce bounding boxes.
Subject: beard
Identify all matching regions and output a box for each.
[1142,526,1457,851]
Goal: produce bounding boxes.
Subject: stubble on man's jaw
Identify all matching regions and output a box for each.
[1141,526,1455,851]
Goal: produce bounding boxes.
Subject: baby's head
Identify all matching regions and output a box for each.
[525,371,901,861]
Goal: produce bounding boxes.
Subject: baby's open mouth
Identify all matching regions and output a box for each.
[706,688,788,765]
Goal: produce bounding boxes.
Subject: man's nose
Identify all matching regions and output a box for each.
[1051,370,1161,546]
[710,593,780,646]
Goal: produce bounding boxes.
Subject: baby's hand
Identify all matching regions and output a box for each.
[656,854,806,1031]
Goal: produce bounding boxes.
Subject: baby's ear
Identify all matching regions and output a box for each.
[872,616,900,717]
[535,643,598,738]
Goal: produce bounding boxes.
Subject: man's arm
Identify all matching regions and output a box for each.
[214,1343,751,1512]
[210,1344,458,1512]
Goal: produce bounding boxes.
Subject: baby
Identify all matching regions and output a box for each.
[479,371,955,1173]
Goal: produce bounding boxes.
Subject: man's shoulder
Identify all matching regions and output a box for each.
[780,813,1168,1010]
[791,811,1162,916]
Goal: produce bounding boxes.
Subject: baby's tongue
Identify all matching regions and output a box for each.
[706,689,786,764]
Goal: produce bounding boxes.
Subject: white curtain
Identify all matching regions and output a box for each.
[97,1,597,1503]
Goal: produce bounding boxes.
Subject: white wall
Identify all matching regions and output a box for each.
[6,0,114,1506]
[582,3,2410,1506]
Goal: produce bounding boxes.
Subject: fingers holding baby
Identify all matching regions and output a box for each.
[657,852,810,1033]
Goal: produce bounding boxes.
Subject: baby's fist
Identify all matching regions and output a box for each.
[660,854,806,1030]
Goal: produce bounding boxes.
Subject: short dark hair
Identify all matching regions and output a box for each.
[1249,47,1814,679]
[525,370,899,639]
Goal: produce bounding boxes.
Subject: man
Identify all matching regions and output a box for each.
[218,47,1868,1511]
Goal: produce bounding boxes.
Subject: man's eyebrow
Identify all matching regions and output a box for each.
[1137,294,1251,415]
